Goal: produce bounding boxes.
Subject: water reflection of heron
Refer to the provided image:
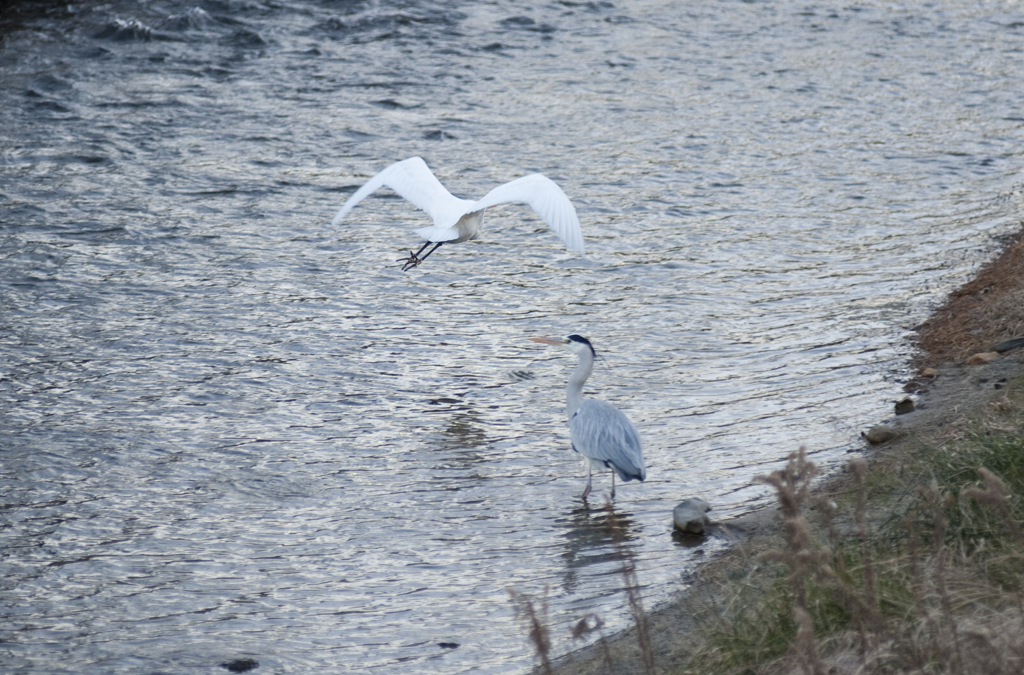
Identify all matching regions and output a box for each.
[557,502,640,593]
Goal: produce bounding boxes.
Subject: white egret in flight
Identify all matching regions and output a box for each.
[531,335,645,500]
[332,157,585,270]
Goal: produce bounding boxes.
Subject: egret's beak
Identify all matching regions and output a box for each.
[530,337,567,346]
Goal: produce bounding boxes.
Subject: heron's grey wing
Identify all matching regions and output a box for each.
[470,174,585,254]
[569,400,645,481]
[331,157,472,228]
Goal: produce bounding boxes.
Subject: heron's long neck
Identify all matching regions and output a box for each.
[566,351,594,421]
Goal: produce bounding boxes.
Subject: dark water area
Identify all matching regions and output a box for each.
[2,0,1023,672]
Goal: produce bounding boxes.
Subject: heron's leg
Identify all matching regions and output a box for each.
[582,465,592,501]
[399,241,438,271]
[610,472,616,500]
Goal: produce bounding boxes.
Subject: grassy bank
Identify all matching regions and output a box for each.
[683,372,1024,675]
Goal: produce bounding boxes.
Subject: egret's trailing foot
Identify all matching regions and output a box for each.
[399,241,443,271]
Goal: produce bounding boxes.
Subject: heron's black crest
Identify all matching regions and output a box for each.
[566,334,595,355]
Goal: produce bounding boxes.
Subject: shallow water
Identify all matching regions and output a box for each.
[2,0,1024,672]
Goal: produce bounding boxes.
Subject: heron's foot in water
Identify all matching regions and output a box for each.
[398,252,422,271]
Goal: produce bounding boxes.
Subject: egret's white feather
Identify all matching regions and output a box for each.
[414,224,463,242]
[332,157,470,229]
[471,174,585,253]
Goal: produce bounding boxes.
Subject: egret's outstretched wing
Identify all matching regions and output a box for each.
[570,400,645,482]
[331,157,471,228]
[471,174,585,253]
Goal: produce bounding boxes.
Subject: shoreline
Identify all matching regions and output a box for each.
[547,223,1024,675]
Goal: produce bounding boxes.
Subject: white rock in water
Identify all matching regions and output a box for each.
[673,498,712,535]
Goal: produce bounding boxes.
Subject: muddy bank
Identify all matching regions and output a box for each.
[547,224,1024,675]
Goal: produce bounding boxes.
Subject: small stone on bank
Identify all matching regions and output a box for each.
[894,397,915,415]
[673,498,712,535]
[967,351,1001,365]
[862,425,900,445]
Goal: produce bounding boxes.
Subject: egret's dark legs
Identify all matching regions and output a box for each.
[417,242,444,264]
[611,472,616,500]
[582,465,593,501]
[399,241,443,271]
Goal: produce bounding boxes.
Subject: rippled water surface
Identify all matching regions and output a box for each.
[3,0,1024,672]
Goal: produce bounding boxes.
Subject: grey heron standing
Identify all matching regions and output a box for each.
[531,335,646,500]
[332,157,585,271]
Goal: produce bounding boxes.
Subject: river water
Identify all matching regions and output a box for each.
[2,0,1023,672]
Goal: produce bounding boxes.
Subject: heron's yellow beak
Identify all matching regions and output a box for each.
[530,337,567,346]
